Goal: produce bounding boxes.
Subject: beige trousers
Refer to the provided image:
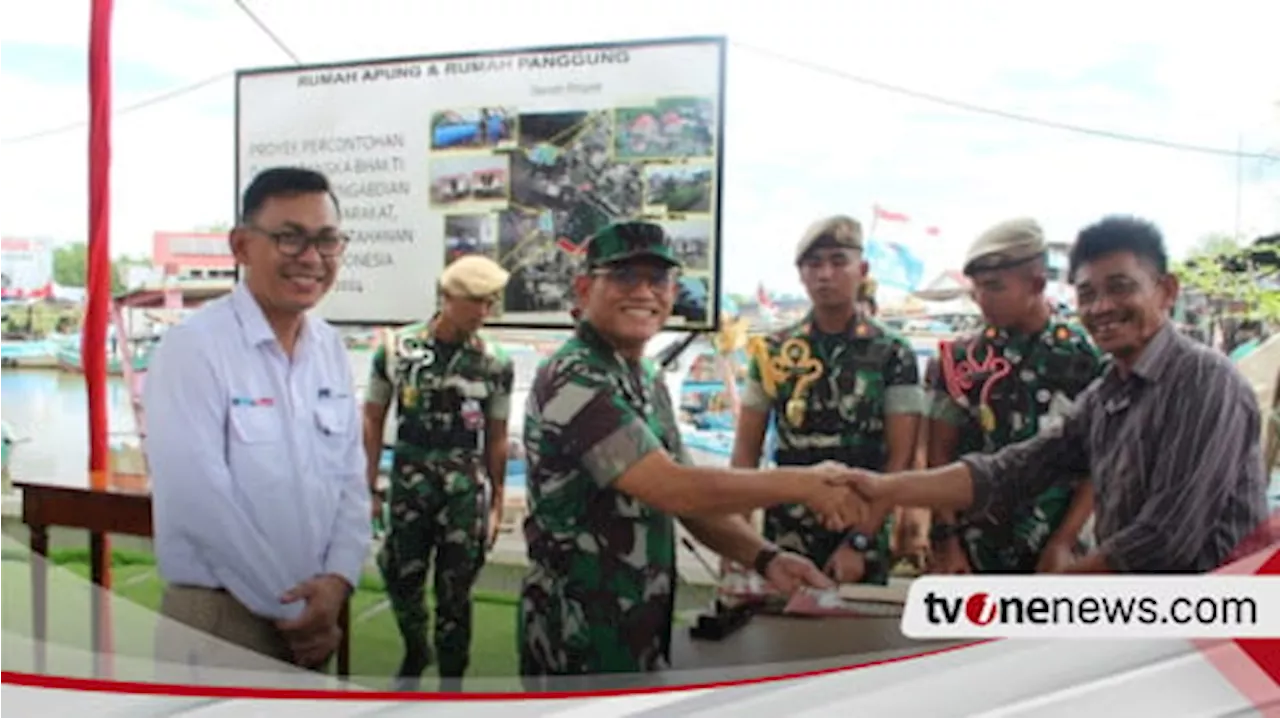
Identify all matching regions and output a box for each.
[153,584,304,685]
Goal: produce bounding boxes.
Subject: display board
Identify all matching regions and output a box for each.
[0,237,54,302]
[235,36,726,329]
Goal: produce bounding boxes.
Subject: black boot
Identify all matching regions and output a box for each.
[389,644,433,692]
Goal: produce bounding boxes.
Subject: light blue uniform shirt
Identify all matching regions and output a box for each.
[143,282,372,621]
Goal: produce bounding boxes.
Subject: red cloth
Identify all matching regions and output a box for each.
[84,0,113,484]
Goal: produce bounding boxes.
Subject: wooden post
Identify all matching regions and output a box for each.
[30,524,49,674]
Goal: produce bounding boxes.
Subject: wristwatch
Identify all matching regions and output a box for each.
[753,545,781,576]
[844,531,872,553]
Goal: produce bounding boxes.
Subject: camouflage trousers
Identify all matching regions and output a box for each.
[764,505,894,585]
[960,484,1082,573]
[377,455,490,678]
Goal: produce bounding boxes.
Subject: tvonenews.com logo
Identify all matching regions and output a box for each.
[923,590,1258,627]
[899,577,1279,639]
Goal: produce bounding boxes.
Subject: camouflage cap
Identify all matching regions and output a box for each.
[440,254,510,298]
[585,220,680,269]
[795,215,863,263]
[963,218,1047,275]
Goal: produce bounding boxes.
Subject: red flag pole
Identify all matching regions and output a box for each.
[86,0,115,675]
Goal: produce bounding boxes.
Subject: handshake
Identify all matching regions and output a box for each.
[794,462,891,532]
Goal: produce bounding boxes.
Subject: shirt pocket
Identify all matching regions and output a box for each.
[227,406,284,473]
[312,400,357,476]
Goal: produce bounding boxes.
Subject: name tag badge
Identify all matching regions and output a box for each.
[461,398,484,430]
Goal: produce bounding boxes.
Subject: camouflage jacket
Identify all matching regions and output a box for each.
[929,319,1103,453]
[928,317,1104,528]
[365,317,514,466]
[742,312,925,469]
[518,321,685,676]
[740,312,924,577]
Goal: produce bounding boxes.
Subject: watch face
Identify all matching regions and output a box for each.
[849,533,870,551]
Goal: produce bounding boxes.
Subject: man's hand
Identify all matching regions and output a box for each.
[823,545,866,584]
[276,574,349,640]
[929,539,971,575]
[798,464,871,531]
[762,551,835,594]
[486,506,503,552]
[287,624,343,669]
[844,467,891,501]
[897,509,931,566]
[371,493,384,523]
[1036,541,1077,573]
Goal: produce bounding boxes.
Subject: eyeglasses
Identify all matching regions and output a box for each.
[591,265,679,291]
[246,224,349,258]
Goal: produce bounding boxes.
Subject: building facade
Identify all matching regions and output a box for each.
[150,231,236,283]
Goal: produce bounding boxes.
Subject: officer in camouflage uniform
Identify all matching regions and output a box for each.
[926,218,1105,574]
[520,220,864,689]
[733,215,925,587]
[362,255,515,690]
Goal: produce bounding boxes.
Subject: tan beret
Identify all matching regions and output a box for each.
[963,218,1047,275]
[795,215,863,263]
[440,254,509,298]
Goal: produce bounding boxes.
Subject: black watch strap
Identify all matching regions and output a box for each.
[753,546,780,576]
[930,523,959,543]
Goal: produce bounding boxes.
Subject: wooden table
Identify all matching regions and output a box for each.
[671,614,945,669]
[14,480,351,678]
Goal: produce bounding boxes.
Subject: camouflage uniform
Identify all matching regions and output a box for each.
[518,221,686,678]
[929,319,1103,572]
[367,319,514,678]
[742,313,925,583]
[928,218,1106,573]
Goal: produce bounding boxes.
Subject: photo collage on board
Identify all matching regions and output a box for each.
[428,97,718,326]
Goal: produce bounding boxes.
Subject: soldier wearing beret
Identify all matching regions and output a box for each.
[924,218,1105,574]
[362,254,516,691]
[732,215,925,587]
[519,220,870,686]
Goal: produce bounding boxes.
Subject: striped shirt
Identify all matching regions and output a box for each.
[963,321,1269,573]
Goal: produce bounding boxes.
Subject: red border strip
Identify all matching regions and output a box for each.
[0,640,989,702]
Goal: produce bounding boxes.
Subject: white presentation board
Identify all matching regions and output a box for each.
[235,36,726,329]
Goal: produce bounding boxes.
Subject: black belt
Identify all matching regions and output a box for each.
[398,423,480,451]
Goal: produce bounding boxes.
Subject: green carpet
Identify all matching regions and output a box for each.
[1,547,518,687]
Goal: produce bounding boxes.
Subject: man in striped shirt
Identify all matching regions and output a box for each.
[851,215,1270,573]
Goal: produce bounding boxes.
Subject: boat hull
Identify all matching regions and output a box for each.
[0,340,59,369]
[55,347,148,376]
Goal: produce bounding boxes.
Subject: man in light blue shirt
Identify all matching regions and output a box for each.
[145,167,371,673]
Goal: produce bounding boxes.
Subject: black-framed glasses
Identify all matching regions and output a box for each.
[591,265,680,291]
[246,224,349,258]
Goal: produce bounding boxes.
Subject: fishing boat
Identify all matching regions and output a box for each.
[0,337,60,368]
[54,333,157,375]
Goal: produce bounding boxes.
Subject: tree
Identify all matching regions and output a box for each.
[51,242,146,294]
[1174,236,1280,324]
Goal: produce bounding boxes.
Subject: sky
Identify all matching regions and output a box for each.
[1,0,1278,296]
